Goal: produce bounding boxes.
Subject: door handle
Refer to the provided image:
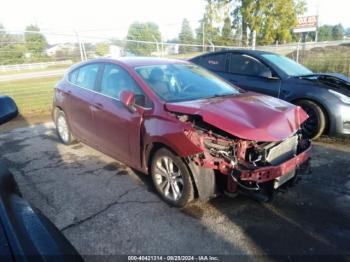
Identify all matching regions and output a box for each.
[65,90,72,96]
[93,103,103,110]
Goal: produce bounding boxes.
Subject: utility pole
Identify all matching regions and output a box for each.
[82,41,87,60]
[315,3,319,42]
[153,36,160,57]
[296,37,301,63]
[74,30,85,62]
[202,22,205,52]
[161,36,164,57]
[252,31,256,50]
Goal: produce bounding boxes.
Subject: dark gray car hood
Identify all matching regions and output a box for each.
[297,73,350,96]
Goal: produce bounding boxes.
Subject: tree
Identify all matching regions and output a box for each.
[126,22,161,56]
[317,25,333,41]
[226,0,306,46]
[221,16,234,46]
[0,23,7,48]
[178,19,195,53]
[317,24,344,41]
[332,24,344,40]
[95,42,110,56]
[24,24,47,56]
[196,0,222,47]
[0,24,26,64]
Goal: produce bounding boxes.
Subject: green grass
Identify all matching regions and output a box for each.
[289,44,350,77]
[0,75,62,115]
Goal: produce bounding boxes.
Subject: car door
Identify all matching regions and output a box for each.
[227,53,282,97]
[92,63,148,167]
[63,63,100,144]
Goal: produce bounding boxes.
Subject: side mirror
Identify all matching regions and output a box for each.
[119,90,136,111]
[259,70,279,80]
[0,96,18,125]
[259,69,273,78]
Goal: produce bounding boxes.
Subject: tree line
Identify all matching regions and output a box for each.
[126,0,349,55]
[0,24,48,65]
[1,0,349,63]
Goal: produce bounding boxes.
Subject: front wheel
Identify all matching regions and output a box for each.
[296,100,326,139]
[151,148,194,207]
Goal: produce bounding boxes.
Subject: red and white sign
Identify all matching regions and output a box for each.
[293,15,318,33]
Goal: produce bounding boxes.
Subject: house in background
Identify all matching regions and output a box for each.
[46,43,76,57]
[108,45,123,58]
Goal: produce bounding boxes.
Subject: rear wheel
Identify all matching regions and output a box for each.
[55,109,76,145]
[151,148,194,207]
[296,100,326,139]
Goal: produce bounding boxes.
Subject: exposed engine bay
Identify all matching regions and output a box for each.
[177,113,312,200]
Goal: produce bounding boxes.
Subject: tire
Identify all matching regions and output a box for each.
[151,148,194,207]
[55,109,76,145]
[296,100,326,139]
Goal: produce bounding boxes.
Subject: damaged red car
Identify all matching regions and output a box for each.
[53,57,311,207]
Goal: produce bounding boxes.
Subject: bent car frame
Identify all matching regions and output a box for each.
[53,57,311,207]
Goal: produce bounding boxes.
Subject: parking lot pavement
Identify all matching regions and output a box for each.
[0,123,349,259]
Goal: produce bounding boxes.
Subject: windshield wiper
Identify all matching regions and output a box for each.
[166,93,238,103]
[294,74,317,79]
[208,93,237,98]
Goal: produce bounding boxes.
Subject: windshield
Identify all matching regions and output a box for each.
[135,63,240,102]
[262,54,313,77]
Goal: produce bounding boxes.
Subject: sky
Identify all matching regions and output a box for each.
[0,0,349,44]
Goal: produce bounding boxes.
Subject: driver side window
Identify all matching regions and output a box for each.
[229,54,272,77]
[101,64,151,107]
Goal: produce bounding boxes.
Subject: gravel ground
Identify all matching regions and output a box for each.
[0,123,349,261]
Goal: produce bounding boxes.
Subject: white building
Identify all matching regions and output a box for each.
[45,43,76,57]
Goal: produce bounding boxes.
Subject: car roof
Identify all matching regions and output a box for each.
[85,57,189,68]
[191,49,275,59]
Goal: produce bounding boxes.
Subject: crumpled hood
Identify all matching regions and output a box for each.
[298,73,350,96]
[300,72,350,82]
[165,92,308,142]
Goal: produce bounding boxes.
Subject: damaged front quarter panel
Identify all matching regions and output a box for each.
[175,113,312,201]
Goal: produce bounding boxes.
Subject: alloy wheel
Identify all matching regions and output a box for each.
[57,115,69,143]
[153,156,184,201]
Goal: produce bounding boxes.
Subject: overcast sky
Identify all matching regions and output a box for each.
[1,0,349,43]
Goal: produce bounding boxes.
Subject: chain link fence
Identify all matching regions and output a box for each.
[1,31,350,118]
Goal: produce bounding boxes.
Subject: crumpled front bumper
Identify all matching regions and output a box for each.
[227,145,312,194]
[240,146,311,183]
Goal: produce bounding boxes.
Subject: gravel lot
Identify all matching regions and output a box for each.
[0,123,349,260]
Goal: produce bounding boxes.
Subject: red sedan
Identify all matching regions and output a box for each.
[53,57,311,207]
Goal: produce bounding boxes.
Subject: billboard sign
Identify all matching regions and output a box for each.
[293,15,318,33]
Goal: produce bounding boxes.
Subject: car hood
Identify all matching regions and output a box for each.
[297,73,350,96]
[165,92,308,142]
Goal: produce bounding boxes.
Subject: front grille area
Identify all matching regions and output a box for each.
[264,135,298,165]
[246,135,299,166]
[343,121,350,132]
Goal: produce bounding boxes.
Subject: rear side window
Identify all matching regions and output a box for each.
[69,69,79,83]
[198,53,227,72]
[229,54,270,76]
[69,63,100,90]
